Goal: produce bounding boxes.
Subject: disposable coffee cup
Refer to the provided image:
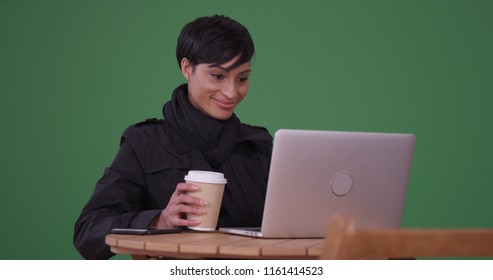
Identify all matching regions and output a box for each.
[185,170,227,231]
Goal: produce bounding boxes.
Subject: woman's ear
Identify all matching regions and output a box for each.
[180,58,192,80]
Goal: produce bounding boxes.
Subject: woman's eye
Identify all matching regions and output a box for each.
[211,73,224,80]
[238,77,249,83]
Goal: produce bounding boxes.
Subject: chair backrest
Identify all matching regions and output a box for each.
[320,215,493,259]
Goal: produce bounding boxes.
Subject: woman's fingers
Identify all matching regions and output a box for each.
[171,215,201,227]
[175,193,208,207]
[175,182,198,193]
[170,202,206,216]
[159,183,208,227]
[172,183,208,207]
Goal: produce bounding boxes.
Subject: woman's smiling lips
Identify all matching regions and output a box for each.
[212,98,237,110]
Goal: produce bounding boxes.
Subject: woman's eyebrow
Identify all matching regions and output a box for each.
[239,69,252,75]
[209,66,251,74]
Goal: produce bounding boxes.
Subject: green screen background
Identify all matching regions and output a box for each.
[1,0,492,259]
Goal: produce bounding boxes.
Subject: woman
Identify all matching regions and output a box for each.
[73,15,272,259]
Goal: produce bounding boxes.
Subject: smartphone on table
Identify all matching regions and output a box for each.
[111,228,182,235]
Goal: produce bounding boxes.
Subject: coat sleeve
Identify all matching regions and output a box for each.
[73,127,162,259]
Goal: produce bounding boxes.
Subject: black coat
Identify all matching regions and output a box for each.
[73,119,272,259]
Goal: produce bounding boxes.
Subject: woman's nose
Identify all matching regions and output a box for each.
[220,80,237,99]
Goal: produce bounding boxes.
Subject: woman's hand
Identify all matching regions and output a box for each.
[152,183,207,228]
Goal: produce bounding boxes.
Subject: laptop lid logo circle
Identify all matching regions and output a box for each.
[330,172,353,196]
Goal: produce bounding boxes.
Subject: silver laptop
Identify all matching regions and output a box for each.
[219,129,416,238]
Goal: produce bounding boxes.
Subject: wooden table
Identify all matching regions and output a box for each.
[106,231,325,259]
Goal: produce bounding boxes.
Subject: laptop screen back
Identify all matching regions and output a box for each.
[260,129,416,238]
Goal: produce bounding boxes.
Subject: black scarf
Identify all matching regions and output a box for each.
[162,84,272,227]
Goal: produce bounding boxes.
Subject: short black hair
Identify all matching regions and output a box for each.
[176,15,255,70]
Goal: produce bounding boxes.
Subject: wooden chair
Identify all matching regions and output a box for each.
[320,215,493,259]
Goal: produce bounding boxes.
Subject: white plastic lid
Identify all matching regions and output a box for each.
[184,170,227,184]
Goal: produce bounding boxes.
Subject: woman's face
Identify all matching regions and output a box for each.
[181,56,251,120]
